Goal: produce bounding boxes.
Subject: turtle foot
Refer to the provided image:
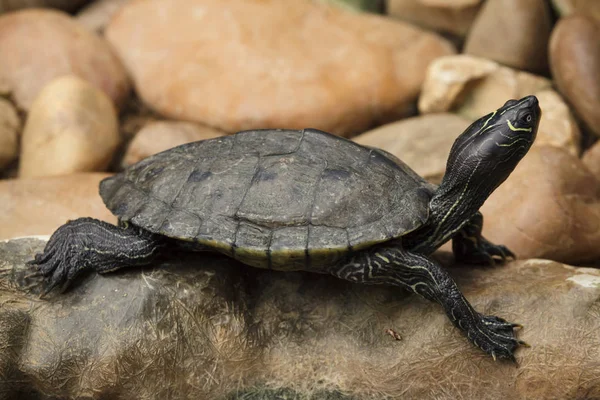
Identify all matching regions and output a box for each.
[468,314,527,362]
[454,237,515,267]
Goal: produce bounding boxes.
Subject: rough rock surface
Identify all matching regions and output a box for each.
[353,113,471,183]
[0,9,130,110]
[551,0,600,22]
[464,0,552,73]
[105,0,454,136]
[387,0,481,37]
[0,97,19,170]
[19,76,120,178]
[583,141,600,179]
[418,55,580,155]
[0,174,115,240]
[0,238,599,399]
[481,146,600,264]
[123,121,225,167]
[549,15,600,138]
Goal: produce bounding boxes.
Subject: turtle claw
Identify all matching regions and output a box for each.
[466,314,527,362]
[454,236,516,267]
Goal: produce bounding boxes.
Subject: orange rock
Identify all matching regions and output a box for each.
[0,9,130,110]
[106,0,454,136]
[550,15,600,138]
[481,146,600,264]
[0,173,116,240]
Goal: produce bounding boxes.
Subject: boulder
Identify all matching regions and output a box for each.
[481,146,600,264]
[550,0,600,22]
[19,76,120,178]
[0,8,130,110]
[549,15,600,138]
[0,174,115,240]
[464,0,552,73]
[122,121,225,167]
[0,97,19,170]
[353,113,472,183]
[583,140,600,179]
[419,55,580,155]
[387,0,481,37]
[1,237,599,399]
[105,0,454,136]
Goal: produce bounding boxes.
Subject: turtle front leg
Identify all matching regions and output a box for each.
[27,217,163,296]
[330,245,526,361]
[452,212,515,266]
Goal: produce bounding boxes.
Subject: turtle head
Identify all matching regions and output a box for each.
[442,95,541,197]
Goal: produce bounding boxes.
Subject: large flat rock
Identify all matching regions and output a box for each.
[0,238,599,399]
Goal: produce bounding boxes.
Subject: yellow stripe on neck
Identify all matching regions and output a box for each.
[506,120,532,132]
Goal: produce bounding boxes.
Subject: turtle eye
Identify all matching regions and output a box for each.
[520,113,532,125]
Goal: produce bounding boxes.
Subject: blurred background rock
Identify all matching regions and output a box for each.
[0,1,599,398]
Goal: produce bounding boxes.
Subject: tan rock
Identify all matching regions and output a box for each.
[419,55,580,155]
[19,76,120,178]
[549,15,600,138]
[353,113,472,183]
[551,0,600,22]
[582,141,600,178]
[0,0,90,12]
[0,97,19,170]
[388,0,481,37]
[76,0,130,33]
[464,0,552,73]
[106,0,454,136]
[123,121,225,167]
[0,9,130,110]
[0,173,115,240]
[3,239,600,398]
[481,146,600,264]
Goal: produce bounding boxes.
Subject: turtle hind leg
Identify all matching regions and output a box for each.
[330,245,526,361]
[453,212,515,266]
[27,217,163,297]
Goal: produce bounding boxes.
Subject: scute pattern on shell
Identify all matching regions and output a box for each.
[100,129,432,270]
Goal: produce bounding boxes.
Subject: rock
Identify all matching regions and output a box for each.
[419,55,580,155]
[19,76,120,178]
[582,141,600,178]
[0,9,130,110]
[549,15,600,138]
[551,0,600,22]
[0,0,90,12]
[105,0,454,136]
[0,174,115,240]
[464,0,552,73]
[481,146,600,264]
[387,0,481,37]
[353,113,472,183]
[0,97,19,170]
[123,121,225,167]
[2,238,600,399]
[76,0,130,33]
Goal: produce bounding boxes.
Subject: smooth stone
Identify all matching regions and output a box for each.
[105,0,454,136]
[0,0,90,12]
[0,174,115,240]
[551,0,600,22]
[0,98,19,170]
[353,113,472,183]
[582,141,600,178]
[388,0,481,37]
[0,9,130,110]
[2,238,600,399]
[464,0,552,73]
[122,121,225,167]
[19,76,120,178]
[549,15,600,138]
[76,0,130,33]
[419,55,580,155]
[481,146,600,264]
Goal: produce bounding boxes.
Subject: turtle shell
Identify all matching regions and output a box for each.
[100,129,433,271]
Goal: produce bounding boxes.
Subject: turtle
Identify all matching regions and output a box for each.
[28,95,541,362]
